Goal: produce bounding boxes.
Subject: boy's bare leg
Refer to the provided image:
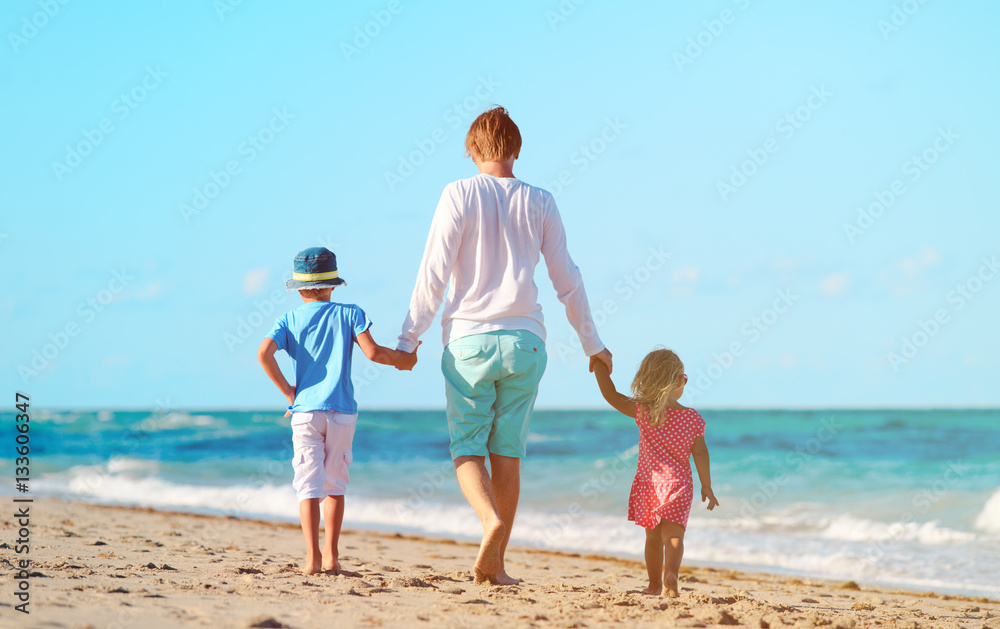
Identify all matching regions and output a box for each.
[454,455,506,584]
[660,521,686,597]
[644,522,664,594]
[489,453,521,585]
[322,495,345,571]
[299,498,322,575]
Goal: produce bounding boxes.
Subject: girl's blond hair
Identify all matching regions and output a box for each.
[630,347,685,427]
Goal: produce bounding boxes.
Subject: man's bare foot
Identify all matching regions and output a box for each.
[322,556,340,572]
[662,574,679,597]
[473,520,506,584]
[495,569,520,585]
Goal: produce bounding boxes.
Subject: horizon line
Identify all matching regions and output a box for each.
[19,405,1000,413]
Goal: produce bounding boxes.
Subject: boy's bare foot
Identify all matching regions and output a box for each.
[662,574,679,597]
[473,520,506,584]
[322,557,340,572]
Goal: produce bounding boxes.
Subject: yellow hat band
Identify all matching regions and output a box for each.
[292,270,339,281]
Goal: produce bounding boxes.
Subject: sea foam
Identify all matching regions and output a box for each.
[974,487,1000,533]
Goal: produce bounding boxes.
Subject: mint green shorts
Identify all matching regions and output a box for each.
[442,330,547,459]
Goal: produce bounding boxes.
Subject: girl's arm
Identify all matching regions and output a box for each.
[692,436,719,510]
[257,339,296,416]
[590,357,636,418]
[356,329,420,371]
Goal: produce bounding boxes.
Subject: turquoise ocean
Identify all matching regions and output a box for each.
[4,409,998,597]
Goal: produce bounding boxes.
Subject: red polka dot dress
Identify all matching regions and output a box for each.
[627,404,706,530]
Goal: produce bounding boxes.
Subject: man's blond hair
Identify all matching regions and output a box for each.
[465,106,522,162]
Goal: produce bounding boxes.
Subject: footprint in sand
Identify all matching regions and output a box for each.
[249,615,290,628]
[235,567,264,575]
[389,576,436,589]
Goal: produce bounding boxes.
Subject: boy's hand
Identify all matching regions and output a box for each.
[258,338,297,418]
[701,486,720,511]
[396,341,421,371]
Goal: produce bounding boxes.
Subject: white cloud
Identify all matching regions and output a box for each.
[103,354,129,367]
[669,266,698,297]
[671,266,698,283]
[771,255,801,272]
[820,272,850,296]
[133,282,162,301]
[881,246,942,296]
[963,355,992,367]
[901,246,940,277]
[243,268,269,295]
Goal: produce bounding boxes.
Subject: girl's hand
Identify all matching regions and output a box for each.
[589,348,613,374]
[702,486,720,511]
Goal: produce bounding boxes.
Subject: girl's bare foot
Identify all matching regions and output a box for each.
[662,574,679,597]
[473,520,506,584]
[644,583,662,595]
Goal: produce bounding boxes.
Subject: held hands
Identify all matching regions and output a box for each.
[395,341,421,372]
[701,486,720,511]
[589,348,613,374]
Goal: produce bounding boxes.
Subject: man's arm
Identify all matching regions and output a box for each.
[590,357,636,418]
[357,330,419,370]
[397,188,463,352]
[257,338,295,415]
[540,196,610,370]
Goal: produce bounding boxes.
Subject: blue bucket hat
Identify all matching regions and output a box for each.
[284,247,347,291]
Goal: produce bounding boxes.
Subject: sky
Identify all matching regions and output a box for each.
[2,1,998,410]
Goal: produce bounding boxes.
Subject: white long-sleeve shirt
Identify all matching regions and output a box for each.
[397,173,605,355]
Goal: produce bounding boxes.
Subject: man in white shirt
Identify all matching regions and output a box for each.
[397,107,613,584]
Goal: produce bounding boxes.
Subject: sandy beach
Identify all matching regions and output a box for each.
[1,500,996,628]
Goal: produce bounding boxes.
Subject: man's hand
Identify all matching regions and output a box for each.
[284,386,296,417]
[589,348,613,374]
[396,342,421,371]
[701,486,720,511]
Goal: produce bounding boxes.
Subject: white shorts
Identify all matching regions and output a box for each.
[290,411,357,501]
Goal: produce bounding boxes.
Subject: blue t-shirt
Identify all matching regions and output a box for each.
[266,301,372,414]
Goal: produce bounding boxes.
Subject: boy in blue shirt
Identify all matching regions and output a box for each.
[258,247,418,574]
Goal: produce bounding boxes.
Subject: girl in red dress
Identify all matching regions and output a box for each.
[591,347,719,597]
